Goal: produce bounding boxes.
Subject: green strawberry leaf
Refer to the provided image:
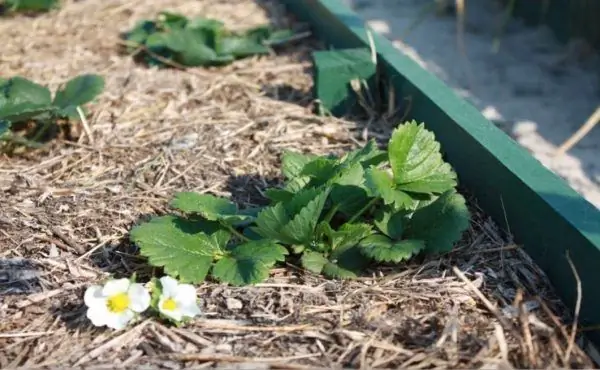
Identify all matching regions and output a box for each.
[255,187,330,246]
[283,186,322,216]
[52,74,105,110]
[264,29,296,45]
[388,121,457,194]
[358,234,424,263]
[163,28,221,66]
[281,150,317,179]
[0,102,55,122]
[264,188,295,204]
[123,20,158,51]
[170,192,252,225]
[130,215,230,283]
[323,243,367,279]
[187,17,225,32]
[364,167,412,208]
[300,157,338,186]
[329,184,370,216]
[279,187,330,245]
[373,206,405,239]
[219,36,270,58]
[404,190,470,253]
[300,251,328,274]
[212,240,287,286]
[341,139,387,169]
[254,202,294,244]
[329,223,373,250]
[4,77,52,106]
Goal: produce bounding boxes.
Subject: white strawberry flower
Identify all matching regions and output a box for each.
[157,276,201,322]
[84,278,151,330]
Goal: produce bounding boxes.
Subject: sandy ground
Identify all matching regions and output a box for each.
[341,0,600,209]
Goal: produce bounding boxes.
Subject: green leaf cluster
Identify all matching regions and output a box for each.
[0,74,104,149]
[121,11,294,68]
[130,120,471,286]
[2,0,58,13]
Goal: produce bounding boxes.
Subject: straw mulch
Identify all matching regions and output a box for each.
[0,0,596,368]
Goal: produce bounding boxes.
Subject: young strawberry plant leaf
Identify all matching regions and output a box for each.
[52,74,104,111]
[329,185,370,216]
[329,223,373,250]
[358,234,424,263]
[264,29,296,45]
[322,242,368,279]
[341,139,387,169]
[364,168,412,208]
[123,20,158,51]
[163,28,221,66]
[281,150,316,179]
[170,192,253,225]
[404,190,470,253]
[264,188,294,204]
[283,186,322,216]
[388,121,457,194]
[129,215,230,283]
[373,206,405,239]
[0,102,55,122]
[254,202,293,243]
[4,77,52,106]
[300,251,328,274]
[212,240,288,286]
[255,187,330,246]
[187,17,225,32]
[218,36,270,58]
[300,157,338,186]
[278,187,330,245]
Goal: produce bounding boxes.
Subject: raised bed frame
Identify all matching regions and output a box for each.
[280,0,600,350]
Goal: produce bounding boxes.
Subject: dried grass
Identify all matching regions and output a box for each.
[0,0,596,368]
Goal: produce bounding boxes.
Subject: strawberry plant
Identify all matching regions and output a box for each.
[0,74,105,151]
[1,0,58,13]
[130,121,471,286]
[121,11,294,68]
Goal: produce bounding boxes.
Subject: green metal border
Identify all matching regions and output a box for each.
[280,0,600,347]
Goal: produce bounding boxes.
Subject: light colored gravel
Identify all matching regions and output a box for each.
[343,0,600,208]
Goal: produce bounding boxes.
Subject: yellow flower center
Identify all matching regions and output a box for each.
[161,298,177,311]
[106,293,130,313]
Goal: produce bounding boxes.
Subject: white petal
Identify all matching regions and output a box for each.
[104,310,135,330]
[84,285,105,308]
[178,301,202,318]
[102,278,130,296]
[127,283,151,313]
[173,283,198,304]
[158,296,183,322]
[86,305,109,327]
[159,276,179,297]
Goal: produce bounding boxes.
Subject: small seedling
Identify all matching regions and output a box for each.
[0,74,105,152]
[121,11,295,68]
[130,120,471,286]
[1,0,59,14]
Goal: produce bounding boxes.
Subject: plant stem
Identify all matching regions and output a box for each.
[221,222,250,243]
[347,198,378,224]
